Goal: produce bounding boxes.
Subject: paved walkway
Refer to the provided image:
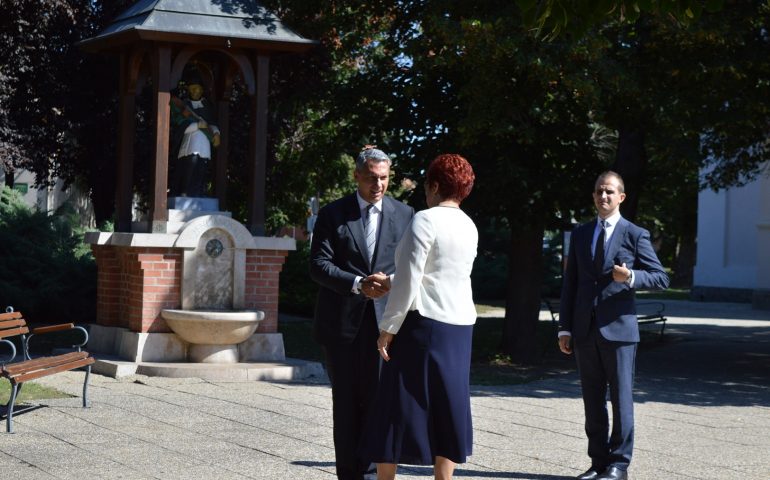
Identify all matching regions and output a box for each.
[1,300,769,479]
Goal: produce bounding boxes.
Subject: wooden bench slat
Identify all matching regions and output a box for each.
[0,325,29,339]
[0,311,23,321]
[3,352,92,378]
[12,356,95,384]
[0,319,26,329]
[2,351,89,376]
[31,323,76,335]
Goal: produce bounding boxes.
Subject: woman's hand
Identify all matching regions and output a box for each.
[362,272,391,298]
[377,331,395,361]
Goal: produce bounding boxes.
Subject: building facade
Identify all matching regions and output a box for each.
[693,168,770,309]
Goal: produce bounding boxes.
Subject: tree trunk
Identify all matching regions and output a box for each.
[4,169,14,188]
[501,219,545,364]
[673,184,698,287]
[612,128,647,222]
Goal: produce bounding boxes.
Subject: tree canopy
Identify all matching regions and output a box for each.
[2,0,769,361]
[516,0,726,39]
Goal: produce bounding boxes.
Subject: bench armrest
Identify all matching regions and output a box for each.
[31,323,76,335]
[1,338,17,365]
[24,325,90,359]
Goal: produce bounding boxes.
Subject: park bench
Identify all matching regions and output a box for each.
[542,298,667,339]
[0,309,94,433]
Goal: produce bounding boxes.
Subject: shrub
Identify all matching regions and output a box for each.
[0,187,96,324]
[279,240,317,317]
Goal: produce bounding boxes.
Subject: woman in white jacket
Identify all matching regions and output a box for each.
[360,154,478,480]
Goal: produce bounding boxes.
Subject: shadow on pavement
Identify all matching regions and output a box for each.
[635,321,770,407]
[470,303,770,408]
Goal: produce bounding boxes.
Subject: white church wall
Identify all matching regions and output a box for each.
[693,166,770,308]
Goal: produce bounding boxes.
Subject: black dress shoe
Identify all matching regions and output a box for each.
[576,468,602,480]
[597,466,628,480]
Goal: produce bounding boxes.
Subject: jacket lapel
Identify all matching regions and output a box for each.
[604,217,627,269]
[345,195,370,269]
[583,222,597,266]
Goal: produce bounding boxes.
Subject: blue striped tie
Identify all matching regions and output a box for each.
[364,204,376,263]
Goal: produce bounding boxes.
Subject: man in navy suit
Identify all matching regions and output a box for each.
[310,147,414,480]
[559,171,669,480]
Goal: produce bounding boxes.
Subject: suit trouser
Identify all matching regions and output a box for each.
[574,325,637,471]
[323,302,380,480]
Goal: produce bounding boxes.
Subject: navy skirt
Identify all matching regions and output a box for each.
[359,310,474,465]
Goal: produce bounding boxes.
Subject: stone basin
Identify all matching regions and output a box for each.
[161,309,264,344]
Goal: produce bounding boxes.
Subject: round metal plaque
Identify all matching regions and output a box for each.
[205,239,224,258]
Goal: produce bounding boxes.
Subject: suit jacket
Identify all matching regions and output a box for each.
[310,193,414,345]
[559,216,669,343]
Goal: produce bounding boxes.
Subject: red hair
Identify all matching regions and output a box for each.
[426,154,475,202]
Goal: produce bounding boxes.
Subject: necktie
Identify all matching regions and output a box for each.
[364,204,376,264]
[594,220,606,272]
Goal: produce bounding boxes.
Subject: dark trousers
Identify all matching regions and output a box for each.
[172,154,209,197]
[574,325,637,471]
[323,302,379,480]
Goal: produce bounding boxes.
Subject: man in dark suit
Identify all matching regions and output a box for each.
[559,171,669,480]
[310,146,414,480]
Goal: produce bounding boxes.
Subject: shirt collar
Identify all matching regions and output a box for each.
[597,211,622,228]
[356,192,383,212]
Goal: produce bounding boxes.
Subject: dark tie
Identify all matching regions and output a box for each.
[364,204,376,264]
[594,220,606,272]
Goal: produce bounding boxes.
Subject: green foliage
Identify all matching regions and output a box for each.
[517,0,725,39]
[278,240,317,316]
[0,187,96,324]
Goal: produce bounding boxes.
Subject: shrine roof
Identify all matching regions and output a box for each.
[80,0,315,52]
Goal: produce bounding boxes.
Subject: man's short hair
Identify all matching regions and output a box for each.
[356,146,391,171]
[595,170,625,193]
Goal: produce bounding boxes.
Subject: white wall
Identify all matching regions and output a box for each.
[2,169,95,227]
[693,168,770,292]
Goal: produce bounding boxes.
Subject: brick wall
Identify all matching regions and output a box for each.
[92,245,287,334]
[92,246,182,333]
[245,249,288,333]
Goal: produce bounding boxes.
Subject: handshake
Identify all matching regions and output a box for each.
[361,272,391,299]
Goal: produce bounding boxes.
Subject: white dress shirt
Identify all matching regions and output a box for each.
[378,206,478,334]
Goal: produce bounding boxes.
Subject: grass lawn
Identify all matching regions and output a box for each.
[279,312,577,386]
[0,381,73,405]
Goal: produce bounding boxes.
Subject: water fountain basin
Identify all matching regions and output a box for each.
[161,309,264,346]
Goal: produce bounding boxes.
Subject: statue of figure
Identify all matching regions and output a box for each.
[169,72,221,197]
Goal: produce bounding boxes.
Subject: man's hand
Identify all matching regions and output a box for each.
[361,272,391,298]
[558,335,573,355]
[612,262,631,283]
[213,132,221,147]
